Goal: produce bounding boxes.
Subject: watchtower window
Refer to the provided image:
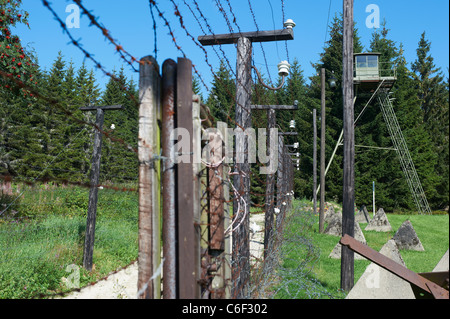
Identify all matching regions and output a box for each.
[367,55,378,68]
[356,55,378,68]
[356,55,367,68]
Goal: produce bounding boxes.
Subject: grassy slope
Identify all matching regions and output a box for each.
[0,187,138,299]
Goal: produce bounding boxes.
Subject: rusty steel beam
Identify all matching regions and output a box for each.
[340,234,449,299]
[161,59,177,299]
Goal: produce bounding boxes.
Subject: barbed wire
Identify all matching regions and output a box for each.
[41,0,146,110]
[247,0,273,85]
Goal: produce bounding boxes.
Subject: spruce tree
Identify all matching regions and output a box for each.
[206,60,235,124]
[411,32,449,208]
[100,67,138,184]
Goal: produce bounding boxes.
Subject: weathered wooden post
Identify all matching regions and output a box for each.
[231,37,252,298]
[313,108,317,221]
[137,56,161,299]
[319,68,326,233]
[80,104,122,271]
[276,134,284,234]
[264,108,276,264]
[341,0,355,292]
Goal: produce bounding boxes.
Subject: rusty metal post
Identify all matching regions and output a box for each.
[161,59,177,299]
[176,57,200,299]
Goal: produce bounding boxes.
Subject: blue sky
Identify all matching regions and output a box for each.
[12,0,449,97]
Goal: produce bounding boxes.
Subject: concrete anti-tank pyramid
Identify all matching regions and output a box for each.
[324,212,342,236]
[329,222,367,260]
[365,207,392,232]
[355,205,371,223]
[324,205,340,224]
[393,220,424,251]
[346,239,415,299]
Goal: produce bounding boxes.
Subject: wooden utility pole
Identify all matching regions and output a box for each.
[313,108,317,222]
[199,24,294,298]
[252,103,298,265]
[232,36,252,298]
[80,104,122,271]
[341,0,355,292]
[264,108,276,264]
[319,68,326,233]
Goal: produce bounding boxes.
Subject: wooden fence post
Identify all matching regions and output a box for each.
[83,108,104,272]
[137,56,161,299]
[264,108,276,264]
[217,121,232,299]
[276,135,284,234]
[80,104,122,271]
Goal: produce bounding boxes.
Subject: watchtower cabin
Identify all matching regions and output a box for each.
[353,52,396,92]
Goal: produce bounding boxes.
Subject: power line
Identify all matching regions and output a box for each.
[324,0,333,47]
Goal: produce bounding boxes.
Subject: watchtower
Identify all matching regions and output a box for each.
[352,52,431,215]
[353,52,396,92]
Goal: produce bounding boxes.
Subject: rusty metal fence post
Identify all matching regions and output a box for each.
[161,59,177,299]
[176,57,200,299]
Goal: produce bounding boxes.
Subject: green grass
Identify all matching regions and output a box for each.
[0,185,138,299]
[274,199,449,299]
